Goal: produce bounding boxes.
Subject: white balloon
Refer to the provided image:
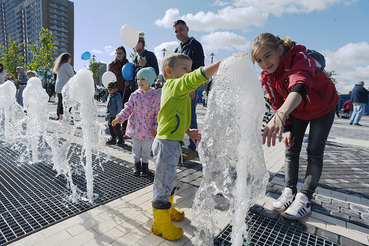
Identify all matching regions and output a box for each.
[101,71,116,88]
[120,24,139,48]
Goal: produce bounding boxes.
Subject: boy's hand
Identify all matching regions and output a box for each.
[186,129,201,144]
[112,118,119,126]
[189,91,196,100]
[105,117,108,121]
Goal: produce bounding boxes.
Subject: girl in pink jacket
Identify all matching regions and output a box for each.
[112,67,160,176]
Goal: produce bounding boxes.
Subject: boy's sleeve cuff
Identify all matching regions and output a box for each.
[200,67,208,79]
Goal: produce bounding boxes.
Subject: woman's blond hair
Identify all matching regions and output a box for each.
[250,33,296,63]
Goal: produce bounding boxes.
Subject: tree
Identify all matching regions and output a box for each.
[0,37,25,79]
[129,52,136,61]
[85,55,102,84]
[27,27,58,83]
[326,70,338,85]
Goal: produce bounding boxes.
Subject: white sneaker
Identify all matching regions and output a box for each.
[272,187,295,212]
[282,192,311,220]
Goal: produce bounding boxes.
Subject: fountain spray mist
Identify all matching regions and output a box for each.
[193,54,269,245]
[61,69,107,202]
[23,77,49,163]
[0,81,25,142]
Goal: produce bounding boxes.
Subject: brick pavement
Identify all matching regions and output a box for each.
[265,116,369,245]
[6,101,369,245]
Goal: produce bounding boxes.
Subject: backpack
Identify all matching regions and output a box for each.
[291,48,326,75]
[306,49,326,74]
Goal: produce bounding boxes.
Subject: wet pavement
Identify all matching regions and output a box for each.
[4,98,369,246]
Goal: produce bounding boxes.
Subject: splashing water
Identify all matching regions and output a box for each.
[0,81,25,142]
[23,77,49,163]
[60,69,107,202]
[193,54,269,245]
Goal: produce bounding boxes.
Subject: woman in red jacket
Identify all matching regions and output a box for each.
[251,33,339,220]
[108,46,131,137]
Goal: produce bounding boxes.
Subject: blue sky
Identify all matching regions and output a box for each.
[73,0,368,91]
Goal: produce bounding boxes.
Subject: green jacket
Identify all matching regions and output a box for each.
[156,67,208,142]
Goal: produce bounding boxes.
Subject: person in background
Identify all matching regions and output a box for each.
[173,19,205,160]
[0,63,7,85]
[132,32,159,92]
[251,33,338,220]
[53,53,74,120]
[15,67,28,107]
[112,67,160,177]
[349,81,369,126]
[26,70,37,79]
[105,82,124,146]
[108,46,131,137]
[94,85,101,102]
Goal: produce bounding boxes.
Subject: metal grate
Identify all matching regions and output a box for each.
[214,212,340,246]
[0,142,154,245]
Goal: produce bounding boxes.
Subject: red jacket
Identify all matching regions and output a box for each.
[108,60,131,93]
[261,45,338,123]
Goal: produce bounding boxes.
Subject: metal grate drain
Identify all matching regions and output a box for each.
[214,212,340,246]
[0,142,154,245]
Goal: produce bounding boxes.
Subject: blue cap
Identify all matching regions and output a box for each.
[137,67,156,86]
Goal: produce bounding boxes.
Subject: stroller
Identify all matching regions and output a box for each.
[340,100,353,119]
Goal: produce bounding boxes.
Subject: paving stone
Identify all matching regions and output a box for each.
[248,204,263,214]
[260,209,279,221]
[322,203,340,212]
[360,212,369,221]
[315,194,332,204]
[350,204,369,213]
[332,199,350,209]
[340,237,367,246]
[330,211,350,222]
[312,205,330,216]
[350,217,369,229]
[266,191,280,200]
[340,207,361,218]
[295,222,316,235]
[311,200,322,207]
[315,228,339,244]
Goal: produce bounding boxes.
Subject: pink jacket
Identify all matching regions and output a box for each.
[116,88,160,140]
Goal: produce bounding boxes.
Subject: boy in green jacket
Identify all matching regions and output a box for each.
[151,53,222,241]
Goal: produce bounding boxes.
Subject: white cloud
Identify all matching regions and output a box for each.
[323,42,369,91]
[92,48,103,54]
[153,41,180,74]
[104,46,113,53]
[212,0,229,6]
[155,7,268,32]
[155,1,353,32]
[201,31,250,53]
[155,8,180,29]
[233,0,353,16]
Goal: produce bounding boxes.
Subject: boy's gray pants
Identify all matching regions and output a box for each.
[152,138,181,204]
[132,138,153,163]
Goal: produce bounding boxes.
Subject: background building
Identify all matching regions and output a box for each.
[0,0,74,65]
[97,62,107,85]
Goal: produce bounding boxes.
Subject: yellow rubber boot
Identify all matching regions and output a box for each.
[169,195,185,221]
[152,207,184,241]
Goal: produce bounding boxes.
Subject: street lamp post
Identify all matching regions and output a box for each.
[162,48,167,57]
[210,53,215,63]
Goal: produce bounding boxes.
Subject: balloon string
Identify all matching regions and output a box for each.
[74,59,82,66]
